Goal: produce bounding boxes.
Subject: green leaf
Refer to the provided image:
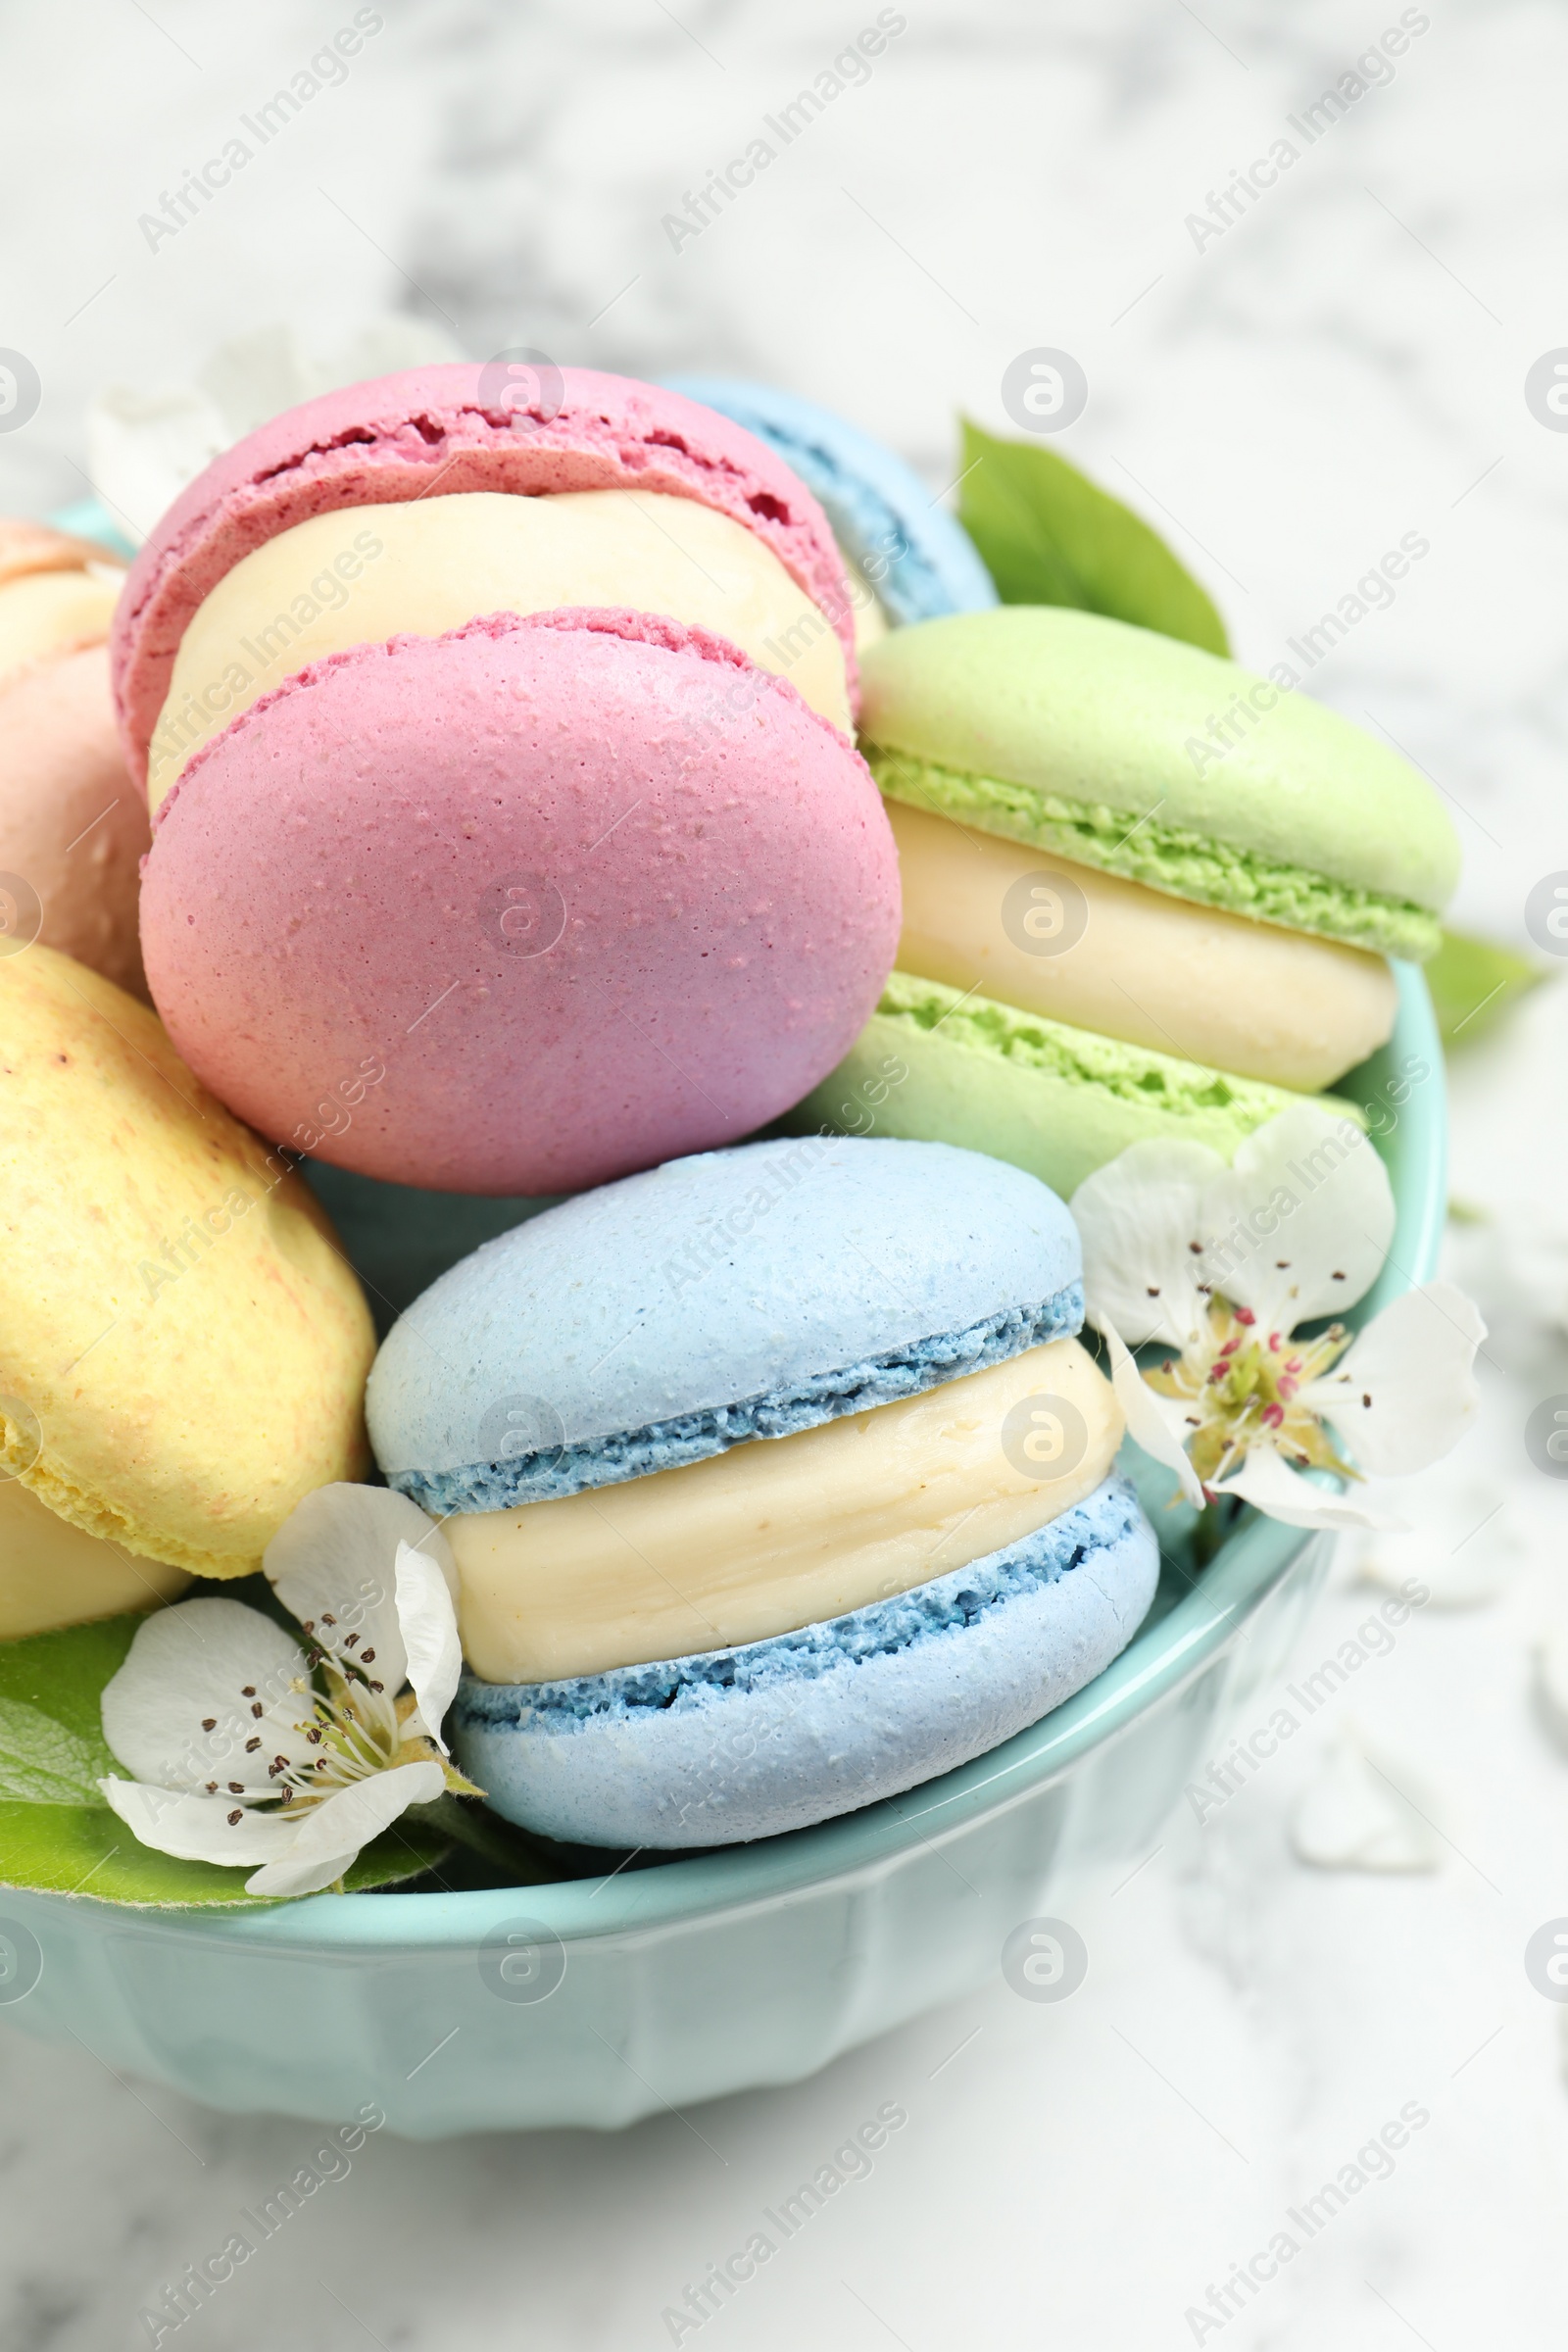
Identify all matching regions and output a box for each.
[0,1699,108,1804]
[958,418,1230,656]
[1424,928,1546,1048]
[0,1612,449,1906]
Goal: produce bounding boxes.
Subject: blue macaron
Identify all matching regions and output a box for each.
[368,1135,1084,1511]
[367,1136,1158,1847]
[454,1476,1156,1848]
[662,376,998,625]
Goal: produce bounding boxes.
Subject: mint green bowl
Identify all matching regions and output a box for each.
[0,968,1445,2135]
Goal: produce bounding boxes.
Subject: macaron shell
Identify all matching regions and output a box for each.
[859,607,1461,920]
[0,1474,189,1642]
[147,488,852,803]
[0,516,122,587]
[0,944,373,1579]
[0,643,151,998]
[450,1472,1159,1848]
[367,1134,1082,1490]
[113,364,858,781]
[662,375,999,623]
[0,568,122,682]
[140,609,899,1196]
[792,970,1358,1200]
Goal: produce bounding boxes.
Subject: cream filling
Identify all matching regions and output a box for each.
[0,1475,189,1642]
[889,800,1398,1092]
[150,487,854,806]
[454,1336,1122,1685]
[0,567,121,691]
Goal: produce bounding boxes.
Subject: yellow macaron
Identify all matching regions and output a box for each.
[0,944,374,1634]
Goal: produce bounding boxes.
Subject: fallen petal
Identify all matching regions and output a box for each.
[1290,1725,1447,1873]
[1535,1620,1568,1755]
[1355,1486,1516,1610]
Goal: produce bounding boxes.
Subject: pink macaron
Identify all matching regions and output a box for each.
[0,519,150,998]
[0,644,151,999]
[140,610,900,1196]
[112,363,858,786]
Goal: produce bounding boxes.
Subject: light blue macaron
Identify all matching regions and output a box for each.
[662,376,998,624]
[367,1135,1084,1513]
[367,1135,1158,1849]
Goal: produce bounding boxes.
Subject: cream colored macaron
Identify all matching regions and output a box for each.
[0,944,375,1632]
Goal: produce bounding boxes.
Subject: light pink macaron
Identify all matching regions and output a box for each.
[0,520,149,997]
[112,364,858,785]
[139,609,900,1197]
[0,644,151,999]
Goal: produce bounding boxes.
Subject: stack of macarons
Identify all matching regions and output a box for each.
[0,372,947,1678]
[367,1135,1158,1846]
[0,519,150,998]
[111,365,906,1195]
[4,361,1447,1857]
[796,606,1459,1196]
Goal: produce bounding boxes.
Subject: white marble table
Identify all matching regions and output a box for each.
[4,2,1567,2342]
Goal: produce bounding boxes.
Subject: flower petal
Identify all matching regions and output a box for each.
[1214,1443,1408,1531]
[99,1597,315,1794]
[1290,1723,1446,1873]
[244,1849,361,1901]
[1199,1101,1394,1328]
[99,1776,301,1868]
[85,381,230,545]
[242,1759,445,1897]
[265,1484,451,1691]
[1101,1319,1207,1506]
[1302,1283,1485,1476]
[1071,1140,1222,1348]
[394,1542,463,1752]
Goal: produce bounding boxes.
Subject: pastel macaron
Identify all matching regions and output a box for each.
[796,606,1460,1197]
[113,363,860,795]
[0,943,374,1638]
[115,365,901,1194]
[0,519,150,998]
[662,376,998,634]
[366,1135,1159,1848]
[140,610,901,1194]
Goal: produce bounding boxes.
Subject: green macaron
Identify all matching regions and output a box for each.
[858,606,1458,960]
[792,607,1455,1196]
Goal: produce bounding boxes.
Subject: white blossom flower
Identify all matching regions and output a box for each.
[99,1486,468,1898]
[1070,1102,1485,1532]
